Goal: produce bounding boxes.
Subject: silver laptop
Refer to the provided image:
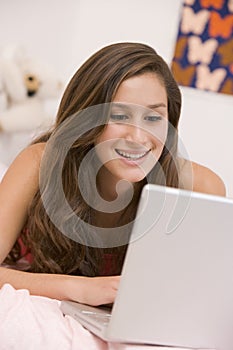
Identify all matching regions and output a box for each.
[61,184,233,350]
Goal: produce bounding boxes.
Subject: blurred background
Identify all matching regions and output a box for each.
[0,0,232,197]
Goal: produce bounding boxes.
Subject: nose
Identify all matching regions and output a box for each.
[124,123,147,145]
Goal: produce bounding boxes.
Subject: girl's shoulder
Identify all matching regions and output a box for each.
[178,158,226,197]
[1,142,47,191]
[14,142,47,169]
[21,142,46,159]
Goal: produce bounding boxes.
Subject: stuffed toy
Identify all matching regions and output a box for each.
[0,44,63,132]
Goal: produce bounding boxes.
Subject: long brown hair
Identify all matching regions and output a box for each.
[6,42,182,276]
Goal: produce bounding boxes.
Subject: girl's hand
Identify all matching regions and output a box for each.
[66,275,120,306]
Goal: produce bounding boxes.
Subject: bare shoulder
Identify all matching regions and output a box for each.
[1,142,46,190]
[16,142,46,164]
[179,159,226,196]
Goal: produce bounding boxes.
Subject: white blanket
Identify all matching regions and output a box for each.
[0,283,201,350]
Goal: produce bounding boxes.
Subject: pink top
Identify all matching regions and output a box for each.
[18,236,33,264]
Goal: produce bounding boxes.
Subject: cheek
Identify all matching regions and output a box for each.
[96,124,121,144]
[95,140,111,164]
[150,121,168,150]
[95,134,116,165]
[151,132,167,150]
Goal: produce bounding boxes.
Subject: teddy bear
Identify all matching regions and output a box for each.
[0,44,63,132]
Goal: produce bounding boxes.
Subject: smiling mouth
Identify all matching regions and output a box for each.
[115,149,150,160]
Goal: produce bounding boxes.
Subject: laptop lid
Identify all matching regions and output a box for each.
[61,185,233,349]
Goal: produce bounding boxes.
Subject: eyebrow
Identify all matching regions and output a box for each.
[112,102,167,110]
[147,103,167,109]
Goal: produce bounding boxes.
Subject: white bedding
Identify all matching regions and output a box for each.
[0,283,202,350]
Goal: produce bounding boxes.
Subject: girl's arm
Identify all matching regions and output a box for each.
[0,144,119,305]
[0,266,119,306]
[0,144,42,263]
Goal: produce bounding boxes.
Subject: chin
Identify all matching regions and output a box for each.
[122,172,147,183]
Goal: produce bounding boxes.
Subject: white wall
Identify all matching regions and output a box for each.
[0,0,233,197]
[0,0,80,80]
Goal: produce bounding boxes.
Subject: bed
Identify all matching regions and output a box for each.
[0,283,195,350]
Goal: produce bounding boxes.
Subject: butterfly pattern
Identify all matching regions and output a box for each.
[188,36,218,64]
[171,0,233,95]
[196,64,227,90]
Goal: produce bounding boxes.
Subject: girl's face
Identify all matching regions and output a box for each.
[95,72,168,184]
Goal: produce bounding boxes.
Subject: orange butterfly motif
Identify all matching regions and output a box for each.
[173,36,188,60]
[171,61,196,86]
[209,11,233,38]
[200,0,224,9]
[220,78,233,95]
[217,38,233,66]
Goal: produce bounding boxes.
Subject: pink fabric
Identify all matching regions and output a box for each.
[0,283,107,350]
[18,228,33,264]
[0,284,203,350]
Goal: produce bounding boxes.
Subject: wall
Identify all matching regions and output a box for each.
[0,0,233,196]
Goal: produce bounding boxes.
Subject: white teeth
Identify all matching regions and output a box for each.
[116,149,148,160]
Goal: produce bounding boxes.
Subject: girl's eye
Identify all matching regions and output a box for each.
[144,115,162,122]
[110,114,128,121]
